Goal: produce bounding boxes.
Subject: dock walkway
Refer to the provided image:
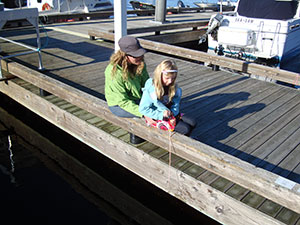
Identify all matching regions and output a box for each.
[1,13,300,225]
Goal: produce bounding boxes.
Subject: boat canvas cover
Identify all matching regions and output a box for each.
[237,0,298,20]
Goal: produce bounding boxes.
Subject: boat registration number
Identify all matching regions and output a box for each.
[235,18,254,24]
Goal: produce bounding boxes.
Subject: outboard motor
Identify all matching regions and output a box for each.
[199,13,223,44]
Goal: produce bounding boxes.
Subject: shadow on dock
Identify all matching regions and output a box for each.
[182,80,300,184]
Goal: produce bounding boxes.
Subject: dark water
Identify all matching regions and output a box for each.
[1,158,110,225]
[0,94,220,225]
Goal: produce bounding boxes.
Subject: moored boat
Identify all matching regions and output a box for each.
[194,1,219,11]
[25,0,113,14]
[200,0,300,76]
[129,0,155,16]
[129,0,155,10]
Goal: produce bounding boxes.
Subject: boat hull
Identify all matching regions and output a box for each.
[207,14,300,73]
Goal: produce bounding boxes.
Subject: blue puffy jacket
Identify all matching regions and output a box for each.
[139,78,182,120]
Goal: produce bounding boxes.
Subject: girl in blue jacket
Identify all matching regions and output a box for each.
[139,59,196,135]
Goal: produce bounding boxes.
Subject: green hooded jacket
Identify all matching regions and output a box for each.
[105,63,149,117]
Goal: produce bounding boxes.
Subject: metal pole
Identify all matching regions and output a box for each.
[58,0,61,12]
[154,0,166,23]
[220,0,223,13]
[114,0,127,52]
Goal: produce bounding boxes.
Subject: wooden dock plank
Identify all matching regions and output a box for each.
[198,86,298,157]
[189,85,273,143]
[244,114,300,166]
[276,208,300,225]
[257,125,300,172]
[231,97,300,159]
[185,78,263,131]
[259,200,282,218]
[241,191,266,209]
[223,89,298,147]
[89,30,300,86]
[180,71,242,99]
[225,184,248,201]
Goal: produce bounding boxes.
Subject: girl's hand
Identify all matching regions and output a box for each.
[144,115,156,125]
[163,110,171,118]
[170,117,176,126]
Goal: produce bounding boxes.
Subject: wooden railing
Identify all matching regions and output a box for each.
[37,8,203,23]
[88,30,300,87]
[1,58,300,215]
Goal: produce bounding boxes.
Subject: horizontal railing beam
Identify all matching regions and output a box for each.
[88,31,300,86]
[1,59,300,214]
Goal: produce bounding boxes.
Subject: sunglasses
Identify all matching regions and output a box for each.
[126,54,144,58]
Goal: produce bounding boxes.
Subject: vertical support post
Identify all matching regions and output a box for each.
[34,17,44,71]
[154,0,166,23]
[114,0,127,52]
[58,0,61,12]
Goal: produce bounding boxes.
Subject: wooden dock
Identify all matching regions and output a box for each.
[1,12,300,225]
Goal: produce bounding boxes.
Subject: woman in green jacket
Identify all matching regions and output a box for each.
[105,36,149,143]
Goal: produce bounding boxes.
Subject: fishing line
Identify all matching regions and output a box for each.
[167,130,176,190]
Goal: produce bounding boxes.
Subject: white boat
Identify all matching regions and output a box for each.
[25,0,113,14]
[201,0,300,74]
[194,1,219,11]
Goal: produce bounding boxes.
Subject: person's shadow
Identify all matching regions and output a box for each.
[181,90,300,184]
[181,91,265,142]
[181,91,265,159]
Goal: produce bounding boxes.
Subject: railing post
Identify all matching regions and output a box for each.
[114,0,127,52]
[154,0,167,23]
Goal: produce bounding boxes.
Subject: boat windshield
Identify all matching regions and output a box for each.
[237,0,299,20]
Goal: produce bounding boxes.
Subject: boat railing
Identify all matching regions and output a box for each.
[270,22,281,57]
[257,21,264,53]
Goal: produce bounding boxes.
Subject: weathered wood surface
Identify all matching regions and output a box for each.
[106,20,209,44]
[0,54,299,216]
[109,21,209,34]
[89,30,300,86]
[38,7,203,22]
[0,79,286,225]
[1,21,300,223]
[40,10,213,41]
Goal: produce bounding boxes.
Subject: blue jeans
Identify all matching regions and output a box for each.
[108,105,138,118]
[109,100,140,118]
[174,114,196,136]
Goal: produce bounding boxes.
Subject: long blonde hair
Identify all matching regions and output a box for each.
[109,50,145,80]
[153,59,178,102]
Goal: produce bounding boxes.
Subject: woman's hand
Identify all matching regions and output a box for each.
[144,115,156,125]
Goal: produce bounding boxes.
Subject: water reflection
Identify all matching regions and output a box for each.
[0,113,117,225]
